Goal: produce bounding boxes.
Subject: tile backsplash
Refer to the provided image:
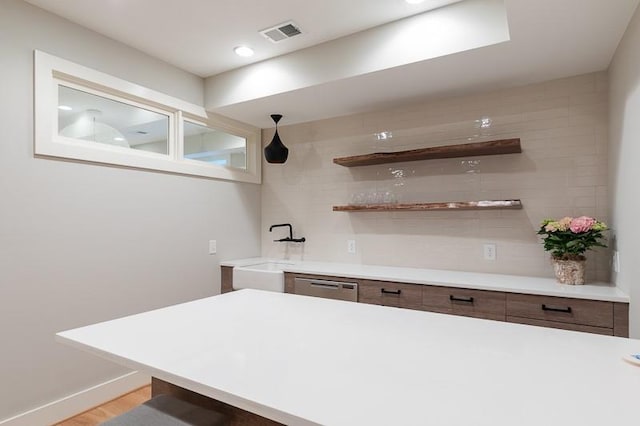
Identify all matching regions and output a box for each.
[261,72,610,281]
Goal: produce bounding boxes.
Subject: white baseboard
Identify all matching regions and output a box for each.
[0,371,150,426]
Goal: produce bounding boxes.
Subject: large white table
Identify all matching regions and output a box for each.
[57,290,640,425]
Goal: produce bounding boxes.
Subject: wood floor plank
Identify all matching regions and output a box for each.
[55,385,151,425]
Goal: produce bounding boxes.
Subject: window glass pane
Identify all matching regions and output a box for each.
[58,85,169,155]
[183,121,247,169]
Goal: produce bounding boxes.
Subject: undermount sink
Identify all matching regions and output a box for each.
[232,261,293,293]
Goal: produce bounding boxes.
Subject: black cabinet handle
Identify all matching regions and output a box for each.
[542,304,572,313]
[449,295,474,303]
[381,288,401,295]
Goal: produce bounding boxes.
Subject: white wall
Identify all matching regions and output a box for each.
[0,0,261,421]
[262,72,610,282]
[609,4,640,338]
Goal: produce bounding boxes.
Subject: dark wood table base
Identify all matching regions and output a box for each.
[151,378,284,426]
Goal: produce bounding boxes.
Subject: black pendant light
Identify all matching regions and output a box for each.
[264,114,289,164]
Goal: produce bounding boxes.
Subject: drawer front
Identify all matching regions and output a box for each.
[422,286,506,321]
[359,280,422,310]
[506,294,613,328]
[507,316,613,336]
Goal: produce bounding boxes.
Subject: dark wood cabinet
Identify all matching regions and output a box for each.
[221,266,233,293]
[422,286,506,321]
[230,270,629,337]
[506,293,613,328]
[506,317,613,336]
[504,293,629,336]
[614,303,630,337]
[359,280,422,310]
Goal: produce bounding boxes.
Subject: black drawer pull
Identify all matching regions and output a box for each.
[542,304,572,313]
[449,295,474,303]
[381,288,401,295]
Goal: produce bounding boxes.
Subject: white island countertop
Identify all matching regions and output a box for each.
[58,290,640,426]
[221,258,630,303]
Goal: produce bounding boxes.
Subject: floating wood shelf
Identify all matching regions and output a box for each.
[333,200,523,212]
[333,138,521,167]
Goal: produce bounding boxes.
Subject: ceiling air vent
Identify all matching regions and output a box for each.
[259,21,302,43]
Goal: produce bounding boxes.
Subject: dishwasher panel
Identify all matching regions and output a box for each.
[294,277,358,302]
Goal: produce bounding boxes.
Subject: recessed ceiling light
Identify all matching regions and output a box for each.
[234,46,254,57]
[58,105,72,111]
[405,0,425,4]
[113,137,125,142]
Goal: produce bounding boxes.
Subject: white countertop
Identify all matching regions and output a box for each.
[58,290,640,426]
[221,258,629,303]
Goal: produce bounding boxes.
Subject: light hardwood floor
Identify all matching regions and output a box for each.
[55,385,151,425]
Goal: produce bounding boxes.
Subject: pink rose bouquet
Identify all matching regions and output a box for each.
[537,216,607,260]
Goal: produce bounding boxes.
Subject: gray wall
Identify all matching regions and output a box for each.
[0,0,261,419]
[609,3,640,338]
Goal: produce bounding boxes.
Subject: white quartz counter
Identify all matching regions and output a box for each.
[58,290,640,426]
[221,258,629,303]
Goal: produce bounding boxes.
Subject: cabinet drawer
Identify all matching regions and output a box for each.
[422,286,506,321]
[506,294,613,328]
[359,280,422,310]
[507,316,613,336]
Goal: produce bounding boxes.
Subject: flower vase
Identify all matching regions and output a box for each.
[551,258,585,285]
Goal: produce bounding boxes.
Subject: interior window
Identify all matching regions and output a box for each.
[58,85,170,155]
[183,121,247,170]
[35,50,261,184]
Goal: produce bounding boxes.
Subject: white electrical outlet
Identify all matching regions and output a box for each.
[613,251,620,273]
[209,240,217,255]
[347,239,356,254]
[483,243,496,261]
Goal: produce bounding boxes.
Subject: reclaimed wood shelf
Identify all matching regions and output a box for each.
[333,138,521,167]
[333,199,523,212]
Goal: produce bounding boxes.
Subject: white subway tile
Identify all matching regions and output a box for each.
[260,72,609,280]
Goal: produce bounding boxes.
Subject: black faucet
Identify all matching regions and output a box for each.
[269,223,306,243]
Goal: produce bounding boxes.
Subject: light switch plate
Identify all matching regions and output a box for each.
[347,239,356,254]
[209,240,217,255]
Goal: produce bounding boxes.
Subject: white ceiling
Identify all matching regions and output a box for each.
[210,0,640,127]
[24,0,462,77]
[25,0,640,128]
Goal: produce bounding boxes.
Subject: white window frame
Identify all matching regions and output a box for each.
[34,50,261,184]
[54,79,177,161]
[179,112,260,182]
